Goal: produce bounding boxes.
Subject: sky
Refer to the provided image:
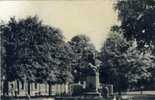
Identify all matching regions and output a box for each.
[0,0,117,50]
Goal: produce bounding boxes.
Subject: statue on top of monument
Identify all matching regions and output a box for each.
[84,51,101,94]
[86,51,99,76]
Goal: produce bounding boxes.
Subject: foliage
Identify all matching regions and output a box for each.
[115,0,155,47]
[148,45,155,88]
[0,16,72,84]
[0,22,6,79]
[100,31,153,91]
[115,0,155,90]
[68,34,96,82]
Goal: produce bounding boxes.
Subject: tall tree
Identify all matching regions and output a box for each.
[0,21,8,95]
[68,34,96,83]
[1,16,72,95]
[115,0,155,90]
[115,0,155,47]
[100,31,153,92]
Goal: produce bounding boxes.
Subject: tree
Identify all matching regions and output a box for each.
[68,34,96,83]
[100,31,153,92]
[115,0,155,90]
[147,45,155,89]
[0,21,9,95]
[1,16,73,95]
[115,0,155,47]
[46,42,73,95]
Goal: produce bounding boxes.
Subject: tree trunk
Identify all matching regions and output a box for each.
[3,79,9,96]
[17,80,20,95]
[39,83,41,95]
[117,80,121,95]
[28,81,31,95]
[48,83,52,96]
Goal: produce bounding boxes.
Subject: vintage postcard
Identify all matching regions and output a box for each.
[0,0,155,100]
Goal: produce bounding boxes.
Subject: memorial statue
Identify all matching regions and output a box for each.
[86,52,99,76]
[87,63,97,76]
[85,52,100,94]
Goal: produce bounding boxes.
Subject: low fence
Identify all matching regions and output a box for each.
[1,80,71,96]
[1,96,54,100]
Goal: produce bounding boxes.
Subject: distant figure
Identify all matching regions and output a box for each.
[102,86,109,98]
[105,86,109,98]
[140,86,144,95]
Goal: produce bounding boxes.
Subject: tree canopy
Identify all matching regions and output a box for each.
[115,0,155,47]
[0,16,72,84]
[68,34,96,83]
[100,31,153,91]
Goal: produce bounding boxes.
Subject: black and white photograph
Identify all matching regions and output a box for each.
[0,0,155,100]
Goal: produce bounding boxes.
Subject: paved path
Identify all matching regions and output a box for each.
[8,98,54,100]
[124,91,155,95]
[26,98,55,100]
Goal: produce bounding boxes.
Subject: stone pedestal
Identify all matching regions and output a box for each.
[86,74,99,91]
[84,72,101,97]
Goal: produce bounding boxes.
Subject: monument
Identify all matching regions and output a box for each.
[83,52,101,96]
[55,52,103,100]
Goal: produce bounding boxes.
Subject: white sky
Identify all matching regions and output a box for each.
[0,0,117,50]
